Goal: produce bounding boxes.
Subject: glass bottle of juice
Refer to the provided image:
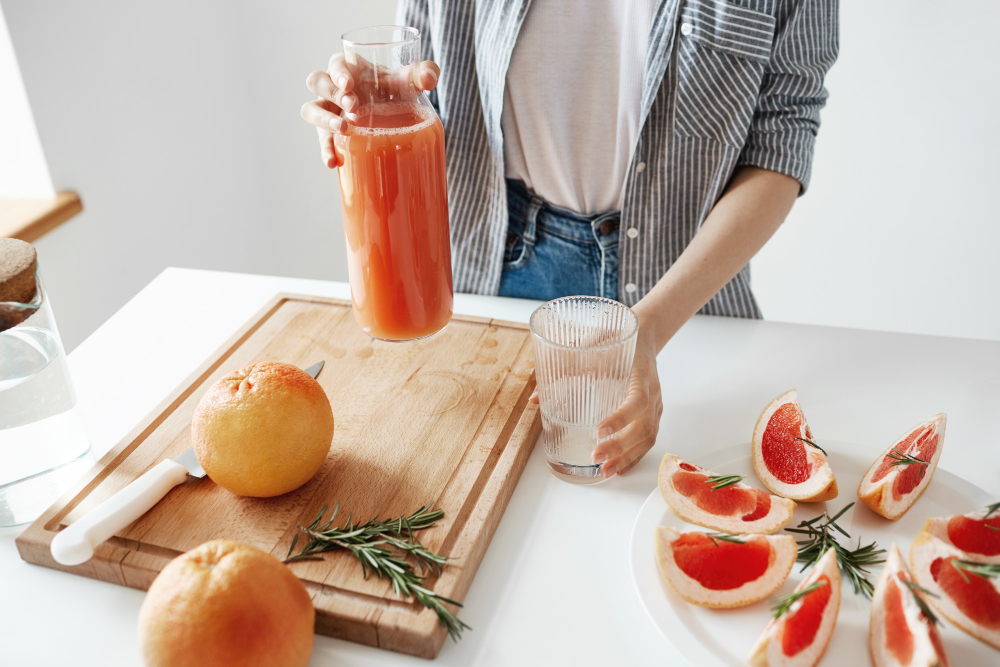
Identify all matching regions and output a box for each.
[335,26,453,342]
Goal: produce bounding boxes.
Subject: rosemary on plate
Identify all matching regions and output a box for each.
[706,474,745,491]
[768,579,827,619]
[284,503,470,640]
[795,436,828,457]
[886,447,928,472]
[984,501,1000,519]
[951,560,1000,584]
[784,502,886,598]
[706,532,744,547]
[901,579,940,626]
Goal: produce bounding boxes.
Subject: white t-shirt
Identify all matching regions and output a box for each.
[501,0,655,215]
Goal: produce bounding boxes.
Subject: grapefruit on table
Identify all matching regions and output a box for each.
[138,540,315,667]
[857,414,946,520]
[751,389,837,502]
[910,510,1000,650]
[870,543,952,667]
[748,547,841,667]
[653,526,796,608]
[658,454,796,534]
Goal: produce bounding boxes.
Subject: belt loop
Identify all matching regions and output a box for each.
[524,196,542,246]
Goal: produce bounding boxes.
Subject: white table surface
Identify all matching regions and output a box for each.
[2,267,998,667]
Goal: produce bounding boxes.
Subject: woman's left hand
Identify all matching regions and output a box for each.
[528,304,664,478]
[589,315,663,478]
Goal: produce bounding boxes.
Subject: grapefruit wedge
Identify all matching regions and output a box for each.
[752,389,837,502]
[658,454,797,534]
[858,414,946,520]
[653,527,796,608]
[748,547,841,667]
[870,543,953,667]
[915,507,1000,563]
[911,521,1000,650]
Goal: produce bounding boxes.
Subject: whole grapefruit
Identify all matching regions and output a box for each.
[192,361,334,497]
[138,540,315,667]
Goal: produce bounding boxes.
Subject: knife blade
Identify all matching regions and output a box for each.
[51,361,325,566]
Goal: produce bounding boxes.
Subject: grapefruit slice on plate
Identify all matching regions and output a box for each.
[752,389,837,502]
[658,454,796,534]
[870,543,952,667]
[858,414,946,520]
[748,547,841,667]
[653,527,796,608]
[911,527,1000,650]
[915,506,1000,563]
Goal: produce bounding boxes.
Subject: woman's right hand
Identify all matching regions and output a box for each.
[301,53,441,169]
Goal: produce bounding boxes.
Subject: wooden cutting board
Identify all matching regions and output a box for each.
[16,293,540,659]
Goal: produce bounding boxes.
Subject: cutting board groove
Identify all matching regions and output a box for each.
[16,294,541,659]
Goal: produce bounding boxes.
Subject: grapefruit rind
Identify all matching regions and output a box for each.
[748,547,841,667]
[910,528,1000,650]
[751,389,838,502]
[917,513,1000,564]
[857,414,946,521]
[870,543,952,667]
[658,453,797,535]
[653,526,796,609]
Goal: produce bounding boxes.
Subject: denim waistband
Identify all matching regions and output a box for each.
[506,179,620,243]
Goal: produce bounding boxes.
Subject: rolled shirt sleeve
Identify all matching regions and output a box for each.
[737,0,840,193]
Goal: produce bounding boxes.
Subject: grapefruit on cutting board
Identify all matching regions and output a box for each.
[870,543,953,667]
[658,454,796,534]
[653,527,796,609]
[910,509,1000,650]
[752,389,837,502]
[858,414,946,520]
[747,547,841,667]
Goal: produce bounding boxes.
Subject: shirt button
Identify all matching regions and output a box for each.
[626,227,639,239]
[680,22,693,36]
[635,161,646,173]
[624,283,637,294]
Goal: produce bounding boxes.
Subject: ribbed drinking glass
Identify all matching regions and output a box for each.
[530,296,638,483]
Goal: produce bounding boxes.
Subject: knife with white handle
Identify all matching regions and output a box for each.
[50,360,326,566]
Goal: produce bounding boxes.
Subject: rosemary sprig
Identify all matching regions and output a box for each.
[769,579,827,619]
[284,503,470,640]
[951,560,1000,584]
[795,436,827,456]
[784,502,886,598]
[706,532,745,547]
[886,448,928,473]
[984,501,1000,518]
[706,474,745,490]
[902,579,940,626]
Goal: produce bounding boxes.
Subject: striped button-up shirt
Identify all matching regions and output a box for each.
[397,0,839,317]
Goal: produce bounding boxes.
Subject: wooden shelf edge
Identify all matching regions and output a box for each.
[0,191,84,242]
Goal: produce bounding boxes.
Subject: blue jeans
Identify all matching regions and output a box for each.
[498,180,620,301]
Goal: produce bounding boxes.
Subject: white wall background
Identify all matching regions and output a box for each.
[2,0,998,350]
[752,0,1000,342]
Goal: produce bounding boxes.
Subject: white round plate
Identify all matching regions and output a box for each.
[629,441,996,667]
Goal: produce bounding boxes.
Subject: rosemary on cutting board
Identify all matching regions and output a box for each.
[768,579,827,619]
[284,503,470,640]
[706,474,745,491]
[784,502,886,598]
[984,501,1000,518]
[901,580,940,626]
[795,436,828,457]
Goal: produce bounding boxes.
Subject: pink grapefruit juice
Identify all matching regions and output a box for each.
[334,102,453,341]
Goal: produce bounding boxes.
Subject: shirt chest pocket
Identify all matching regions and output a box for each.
[674,0,776,145]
